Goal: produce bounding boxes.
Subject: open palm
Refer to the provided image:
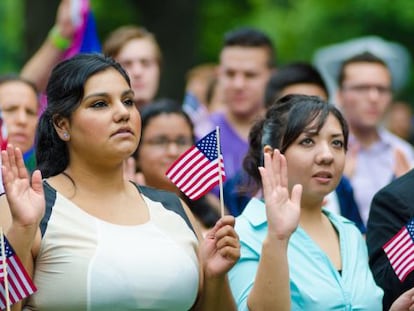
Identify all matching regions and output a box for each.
[260,150,302,240]
[2,145,45,226]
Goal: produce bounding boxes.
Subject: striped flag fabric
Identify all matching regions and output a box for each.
[0,236,37,309]
[166,129,226,200]
[383,217,414,282]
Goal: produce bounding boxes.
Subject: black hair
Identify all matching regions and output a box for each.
[36,53,130,178]
[140,98,195,143]
[264,62,328,108]
[223,27,276,68]
[243,94,348,194]
[133,98,195,159]
[337,51,389,87]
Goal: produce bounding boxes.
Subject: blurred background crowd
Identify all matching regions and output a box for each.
[1,0,414,109]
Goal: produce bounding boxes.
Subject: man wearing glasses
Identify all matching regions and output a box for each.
[336,51,414,227]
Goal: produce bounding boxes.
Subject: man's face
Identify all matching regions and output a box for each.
[218,46,272,117]
[0,81,38,153]
[337,62,392,131]
[115,38,160,108]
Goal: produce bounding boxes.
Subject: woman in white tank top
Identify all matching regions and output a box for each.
[0,54,240,311]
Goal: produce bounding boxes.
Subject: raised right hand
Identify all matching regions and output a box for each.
[259,149,302,240]
[1,145,45,227]
[393,147,412,178]
[55,0,76,39]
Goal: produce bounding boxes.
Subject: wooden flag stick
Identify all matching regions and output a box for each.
[0,227,11,311]
[215,126,225,217]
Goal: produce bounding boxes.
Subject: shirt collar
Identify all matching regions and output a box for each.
[242,198,267,227]
[348,127,392,150]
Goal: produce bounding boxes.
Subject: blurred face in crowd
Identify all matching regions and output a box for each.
[137,113,193,192]
[337,62,392,132]
[219,46,272,118]
[0,80,38,153]
[115,38,160,108]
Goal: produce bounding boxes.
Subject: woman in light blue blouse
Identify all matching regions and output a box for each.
[229,94,414,311]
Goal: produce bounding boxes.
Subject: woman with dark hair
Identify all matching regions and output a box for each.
[134,98,221,233]
[228,94,413,310]
[0,53,239,310]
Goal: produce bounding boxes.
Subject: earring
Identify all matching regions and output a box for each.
[63,132,70,140]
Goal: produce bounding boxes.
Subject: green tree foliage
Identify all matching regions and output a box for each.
[196,0,414,99]
[0,0,24,72]
[2,0,414,99]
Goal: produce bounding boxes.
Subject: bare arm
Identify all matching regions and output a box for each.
[195,216,239,311]
[1,146,45,310]
[247,150,302,311]
[180,200,240,311]
[20,0,74,92]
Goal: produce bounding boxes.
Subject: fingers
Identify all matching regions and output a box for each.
[31,170,44,196]
[205,215,240,260]
[15,147,29,180]
[291,184,303,206]
[260,149,289,201]
[393,147,411,177]
[279,152,288,188]
[205,215,235,239]
[3,145,27,179]
[2,146,18,188]
[262,149,285,186]
[260,152,274,197]
[214,219,240,261]
[215,235,240,261]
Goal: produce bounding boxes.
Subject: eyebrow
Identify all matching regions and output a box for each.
[83,89,134,101]
[302,129,344,138]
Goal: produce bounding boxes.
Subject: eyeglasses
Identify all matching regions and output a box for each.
[341,84,392,97]
[142,136,193,150]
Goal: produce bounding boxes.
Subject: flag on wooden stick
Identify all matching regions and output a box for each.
[166,128,226,201]
[383,217,414,282]
[0,232,37,310]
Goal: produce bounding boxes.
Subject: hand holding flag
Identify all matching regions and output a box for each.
[166,128,226,203]
[0,231,37,310]
[383,217,414,282]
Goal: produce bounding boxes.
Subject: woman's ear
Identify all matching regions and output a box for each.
[52,114,70,141]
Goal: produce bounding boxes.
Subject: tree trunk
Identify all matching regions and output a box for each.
[136,0,199,102]
[24,0,60,61]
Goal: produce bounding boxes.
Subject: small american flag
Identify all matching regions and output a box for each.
[166,129,226,200]
[383,217,414,282]
[0,236,37,309]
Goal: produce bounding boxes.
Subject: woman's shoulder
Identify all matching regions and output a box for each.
[135,184,196,235]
